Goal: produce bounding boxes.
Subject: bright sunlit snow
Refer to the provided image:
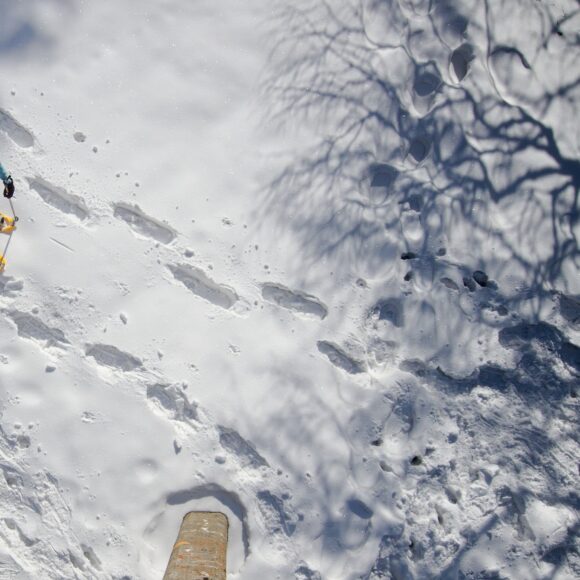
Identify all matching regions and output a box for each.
[0,0,578,579]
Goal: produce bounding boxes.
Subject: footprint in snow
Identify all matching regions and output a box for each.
[218,425,269,469]
[463,270,494,291]
[0,108,34,148]
[408,135,432,163]
[7,310,69,347]
[113,202,177,244]
[146,383,198,423]
[370,297,405,328]
[261,283,327,319]
[413,68,441,98]
[317,341,365,375]
[463,276,476,292]
[3,518,36,547]
[347,498,374,519]
[0,277,24,297]
[257,490,298,537]
[27,177,90,221]
[473,270,489,287]
[432,3,469,47]
[85,343,143,372]
[558,293,580,328]
[168,263,238,310]
[68,545,102,572]
[81,411,97,423]
[440,277,459,291]
[450,43,474,83]
[367,163,399,206]
[295,563,322,580]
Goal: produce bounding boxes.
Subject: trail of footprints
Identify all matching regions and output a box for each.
[145,384,307,569]
[1,0,483,379]
[27,178,177,248]
[0,298,302,575]
[259,284,367,375]
[2,110,342,373]
[1,107,175,246]
[1,87,555,388]
[144,382,302,562]
[2,271,407,381]
[0,322,300,574]
[362,0,475,181]
[144,382,270,472]
[1,276,344,384]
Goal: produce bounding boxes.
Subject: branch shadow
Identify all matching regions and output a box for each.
[261,0,579,303]
[258,0,580,577]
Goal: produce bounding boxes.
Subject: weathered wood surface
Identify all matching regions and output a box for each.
[163,512,228,580]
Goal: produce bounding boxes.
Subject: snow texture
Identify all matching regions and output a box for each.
[0,0,579,579]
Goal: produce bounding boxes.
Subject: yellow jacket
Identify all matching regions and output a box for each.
[0,213,16,235]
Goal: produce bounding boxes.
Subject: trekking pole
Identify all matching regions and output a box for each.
[8,198,18,221]
[1,232,13,273]
[2,232,13,261]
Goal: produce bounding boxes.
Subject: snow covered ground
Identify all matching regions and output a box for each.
[0,0,578,578]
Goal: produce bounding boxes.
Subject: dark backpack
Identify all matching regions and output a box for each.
[3,176,14,199]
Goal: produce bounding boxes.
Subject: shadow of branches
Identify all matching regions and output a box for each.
[262,0,579,306]
[257,1,580,577]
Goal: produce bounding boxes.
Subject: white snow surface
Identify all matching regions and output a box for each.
[0,0,579,579]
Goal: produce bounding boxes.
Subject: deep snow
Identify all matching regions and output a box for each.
[0,0,579,578]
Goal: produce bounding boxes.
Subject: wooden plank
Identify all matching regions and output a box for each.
[163,512,228,580]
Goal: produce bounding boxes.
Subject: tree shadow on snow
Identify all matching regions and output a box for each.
[259,1,580,577]
[261,0,579,308]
